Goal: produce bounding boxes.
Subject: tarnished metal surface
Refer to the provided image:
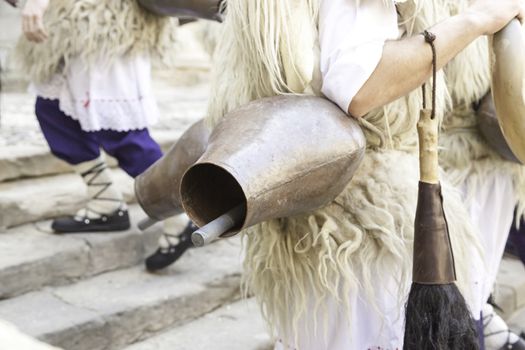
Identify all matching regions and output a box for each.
[412,182,456,284]
[135,119,210,221]
[137,0,224,22]
[491,19,525,164]
[180,95,366,237]
[477,93,520,163]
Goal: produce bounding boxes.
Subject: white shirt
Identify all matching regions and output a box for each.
[319,0,399,113]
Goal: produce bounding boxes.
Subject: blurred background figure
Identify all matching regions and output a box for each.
[13,0,222,271]
[15,0,175,233]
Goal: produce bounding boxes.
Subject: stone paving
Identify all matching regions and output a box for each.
[0,235,244,350]
[125,298,272,350]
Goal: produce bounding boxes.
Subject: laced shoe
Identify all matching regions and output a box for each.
[483,304,525,350]
[145,221,196,271]
[52,158,130,233]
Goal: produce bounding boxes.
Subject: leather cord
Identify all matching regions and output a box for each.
[421,30,437,120]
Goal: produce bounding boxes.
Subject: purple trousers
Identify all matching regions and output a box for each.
[35,97,162,178]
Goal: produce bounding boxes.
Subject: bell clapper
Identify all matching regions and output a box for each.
[138,217,158,231]
[191,204,245,247]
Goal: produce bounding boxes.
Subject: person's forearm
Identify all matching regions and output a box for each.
[348,12,485,117]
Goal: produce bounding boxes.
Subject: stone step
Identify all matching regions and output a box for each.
[125,298,272,350]
[493,255,525,321]
[508,306,525,336]
[0,168,135,229]
[0,238,242,350]
[0,319,62,350]
[0,205,168,299]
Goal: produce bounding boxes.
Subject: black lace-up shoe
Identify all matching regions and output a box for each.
[145,222,196,272]
[52,208,130,233]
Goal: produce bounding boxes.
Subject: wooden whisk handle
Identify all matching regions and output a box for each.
[418,109,439,184]
[419,30,439,184]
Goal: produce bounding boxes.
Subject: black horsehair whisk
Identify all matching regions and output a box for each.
[402,30,479,350]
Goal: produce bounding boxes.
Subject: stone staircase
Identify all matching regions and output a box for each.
[0,83,272,349]
[0,233,247,350]
[125,299,271,350]
[0,17,272,348]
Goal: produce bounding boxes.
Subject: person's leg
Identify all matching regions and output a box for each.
[463,171,524,349]
[467,175,516,301]
[95,128,162,178]
[146,217,197,271]
[51,157,130,232]
[483,303,525,350]
[35,97,100,164]
[95,128,195,269]
[35,97,129,232]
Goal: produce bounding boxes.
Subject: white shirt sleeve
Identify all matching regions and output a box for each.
[319,0,399,113]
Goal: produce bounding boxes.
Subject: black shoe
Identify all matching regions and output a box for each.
[145,222,196,272]
[52,208,130,233]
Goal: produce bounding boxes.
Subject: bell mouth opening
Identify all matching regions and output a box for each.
[181,163,247,234]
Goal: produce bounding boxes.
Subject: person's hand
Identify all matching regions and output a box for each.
[467,0,525,35]
[21,0,49,43]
